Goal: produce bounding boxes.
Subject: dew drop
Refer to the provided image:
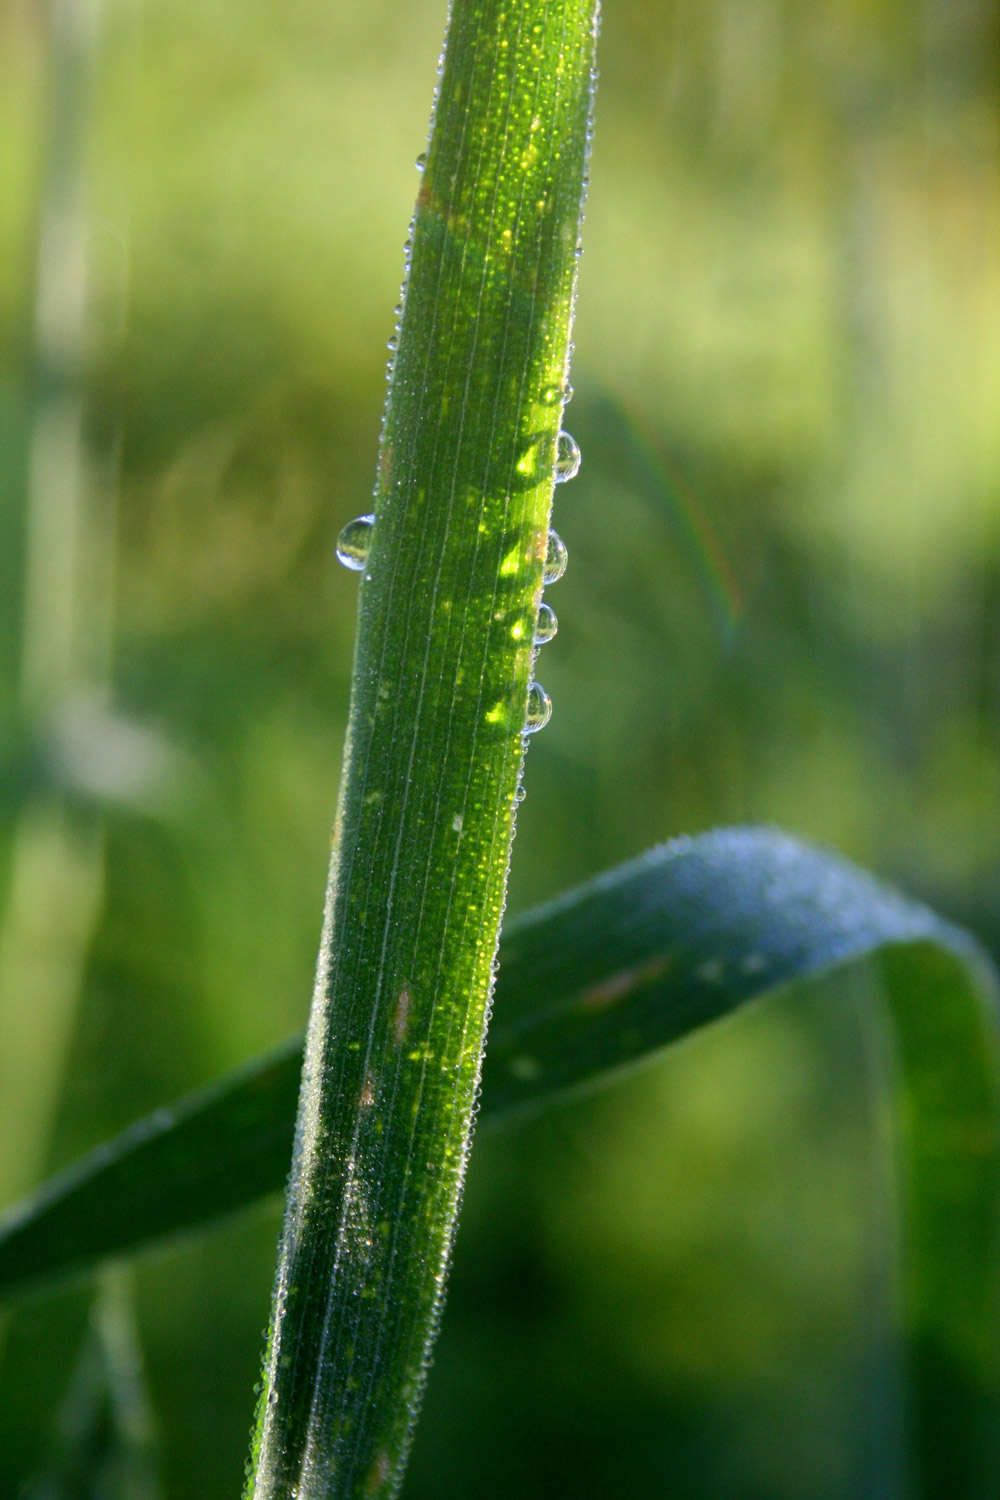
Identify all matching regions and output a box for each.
[387,333,398,351]
[415,152,427,172]
[533,601,558,644]
[336,515,374,571]
[540,382,565,407]
[554,431,581,483]
[523,680,552,734]
[542,530,568,585]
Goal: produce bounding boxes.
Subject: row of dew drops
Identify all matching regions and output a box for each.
[523,420,579,735]
[337,408,580,741]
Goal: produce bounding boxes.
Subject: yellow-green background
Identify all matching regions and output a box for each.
[1,0,997,1495]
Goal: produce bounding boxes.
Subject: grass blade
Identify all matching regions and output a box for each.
[0,828,992,1283]
[2,829,998,1492]
[243,1,600,1494]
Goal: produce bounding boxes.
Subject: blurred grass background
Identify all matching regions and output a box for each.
[0,0,997,1494]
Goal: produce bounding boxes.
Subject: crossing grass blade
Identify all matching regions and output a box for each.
[2,828,998,1495]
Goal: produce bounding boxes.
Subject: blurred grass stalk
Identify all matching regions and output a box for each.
[23,1267,161,1500]
[0,0,118,1216]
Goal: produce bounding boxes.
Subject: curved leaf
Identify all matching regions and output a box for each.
[2,826,998,1497]
[0,828,993,1267]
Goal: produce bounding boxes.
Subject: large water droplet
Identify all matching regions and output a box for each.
[415,152,427,172]
[542,530,568,585]
[533,602,558,644]
[554,431,581,483]
[523,681,552,734]
[336,515,374,571]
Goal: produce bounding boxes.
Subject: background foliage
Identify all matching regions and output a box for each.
[0,0,998,1496]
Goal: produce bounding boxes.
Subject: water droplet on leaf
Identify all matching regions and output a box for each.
[554,431,581,483]
[533,602,558,644]
[543,530,567,584]
[337,515,374,571]
[524,681,552,734]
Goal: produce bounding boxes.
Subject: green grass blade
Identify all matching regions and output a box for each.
[2,829,998,1493]
[3,827,974,1295]
[243,1,600,1494]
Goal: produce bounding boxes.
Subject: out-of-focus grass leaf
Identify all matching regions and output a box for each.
[0,702,195,824]
[20,1269,160,1500]
[1,827,997,1492]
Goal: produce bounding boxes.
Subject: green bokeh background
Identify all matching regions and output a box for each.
[0,0,997,1495]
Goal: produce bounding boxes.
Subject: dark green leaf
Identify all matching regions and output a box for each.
[2,828,998,1493]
